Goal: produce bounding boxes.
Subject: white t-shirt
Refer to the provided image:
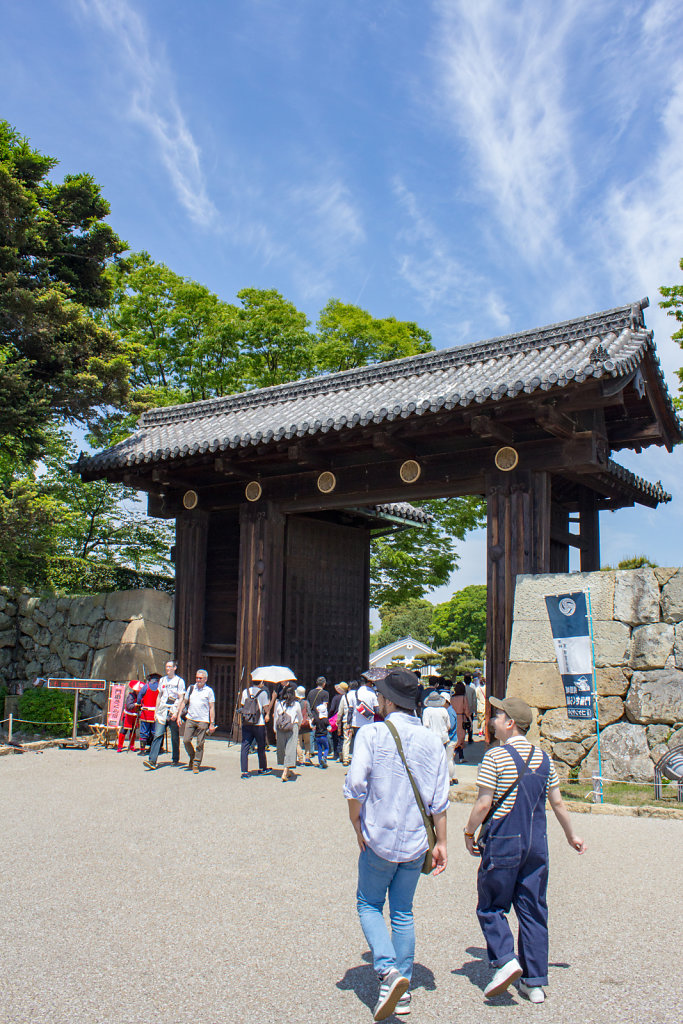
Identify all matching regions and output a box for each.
[241,686,270,726]
[155,674,186,722]
[422,706,450,745]
[274,700,302,728]
[186,684,215,724]
[353,684,379,729]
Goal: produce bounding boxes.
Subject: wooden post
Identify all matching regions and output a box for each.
[579,487,601,571]
[175,510,209,681]
[486,470,550,700]
[236,502,285,692]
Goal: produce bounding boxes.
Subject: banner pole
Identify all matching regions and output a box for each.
[586,590,603,803]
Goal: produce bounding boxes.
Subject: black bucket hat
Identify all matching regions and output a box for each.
[375,668,419,711]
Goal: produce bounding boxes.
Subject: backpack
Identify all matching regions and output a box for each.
[241,688,261,726]
[179,684,194,722]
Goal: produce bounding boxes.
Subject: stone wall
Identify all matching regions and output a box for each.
[508,568,683,783]
[0,588,175,702]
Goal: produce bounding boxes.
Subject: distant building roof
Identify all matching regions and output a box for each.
[78,299,681,476]
[370,636,439,666]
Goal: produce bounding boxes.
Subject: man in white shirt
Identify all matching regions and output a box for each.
[344,668,449,1021]
[353,678,379,730]
[421,690,451,746]
[144,660,186,769]
[178,669,216,774]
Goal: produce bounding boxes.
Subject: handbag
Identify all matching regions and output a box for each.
[275,704,294,732]
[474,746,534,854]
[385,720,437,875]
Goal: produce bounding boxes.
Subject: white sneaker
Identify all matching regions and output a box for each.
[484,958,523,998]
[518,979,545,1003]
[373,969,409,1021]
[395,990,411,1015]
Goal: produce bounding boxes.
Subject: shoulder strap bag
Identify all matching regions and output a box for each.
[474,745,534,854]
[385,720,437,875]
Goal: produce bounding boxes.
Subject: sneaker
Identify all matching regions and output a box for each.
[258,768,273,775]
[395,990,411,1015]
[240,772,250,779]
[517,980,545,1003]
[143,759,158,770]
[373,969,409,1021]
[192,765,199,774]
[187,759,194,770]
[484,958,522,998]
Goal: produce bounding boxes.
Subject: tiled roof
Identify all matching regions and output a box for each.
[79,299,680,473]
[362,502,433,525]
[600,460,671,505]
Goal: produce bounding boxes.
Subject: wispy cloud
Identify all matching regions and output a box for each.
[392,177,510,337]
[430,0,585,262]
[77,0,217,227]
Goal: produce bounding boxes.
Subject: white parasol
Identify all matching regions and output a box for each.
[250,665,297,684]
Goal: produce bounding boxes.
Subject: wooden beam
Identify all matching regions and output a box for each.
[534,404,578,439]
[469,414,515,444]
[550,527,587,550]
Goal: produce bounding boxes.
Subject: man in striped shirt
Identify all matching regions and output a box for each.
[463,696,585,1004]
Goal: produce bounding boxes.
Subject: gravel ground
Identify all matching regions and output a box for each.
[1,739,681,1024]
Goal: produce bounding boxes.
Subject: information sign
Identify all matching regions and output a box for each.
[106,684,127,728]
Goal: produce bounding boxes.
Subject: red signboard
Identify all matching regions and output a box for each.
[106,684,127,728]
[47,678,107,691]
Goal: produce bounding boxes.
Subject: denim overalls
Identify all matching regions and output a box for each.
[476,744,551,987]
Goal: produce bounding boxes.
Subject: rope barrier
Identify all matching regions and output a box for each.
[0,713,102,727]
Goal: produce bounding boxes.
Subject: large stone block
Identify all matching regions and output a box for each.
[625,669,683,724]
[660,570,683,623]
[653,567,677,587]
[119,617,174,652]
[673,624,683,669]
[508,620,555,662]
[580,721,653,782]
[540,696,622,743]
[68,597,95,627]
[67,625,93,646]
[592,621,631,666]
[0,610,14,630]
[596,666,630,696]
[104,589,173,628]
[0,629,16,648]
[552,741,585,766]
[507,662,565,709]
[19,617,38,638]
[629,623,674,669]
[646,724,671,749]
[613,568,660,625]
[91,643,172,681]
[540,709,596,743]
[514,571,615,620]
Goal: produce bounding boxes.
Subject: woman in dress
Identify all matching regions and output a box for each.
[274,683,302,782]
[450,681,471,763]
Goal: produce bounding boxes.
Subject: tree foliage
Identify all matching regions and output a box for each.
[660,256,683,409]
[0,432,172,590]
[370,497,486,607]
[0,121,128,465]
[314,299,432,372]
[431,584,487,654]
[371,598,435,651]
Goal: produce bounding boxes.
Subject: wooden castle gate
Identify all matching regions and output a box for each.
[79,300,680,726]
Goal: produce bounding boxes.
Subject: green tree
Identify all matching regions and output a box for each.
[0,433,172,589]
[0,121,128,466]
[432,641,476,679]
[370,497,486,607]
[431,584,487,654]
[371,598,435,651]
[314,299,433,372]
[237,287,315,388]
[661,256,683,409]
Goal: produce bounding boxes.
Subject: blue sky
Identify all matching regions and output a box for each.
[3,0,683,600]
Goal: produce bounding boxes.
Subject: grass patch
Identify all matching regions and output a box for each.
[561,781,681,808]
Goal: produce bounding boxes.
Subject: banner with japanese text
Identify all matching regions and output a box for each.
[544,591,595,720]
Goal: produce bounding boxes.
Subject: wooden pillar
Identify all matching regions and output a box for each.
[236,502,286,692]
[174,510,209,680]
[550,501,570,572]
[579,487,601,571]
[486,470,550,700]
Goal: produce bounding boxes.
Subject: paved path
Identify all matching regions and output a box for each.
[1,739,680,1024]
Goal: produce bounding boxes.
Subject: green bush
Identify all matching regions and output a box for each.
[17,688,73,737]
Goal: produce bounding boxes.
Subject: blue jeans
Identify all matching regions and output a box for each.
[314,734,329,766]
[356,845,423,981]
[147,717,180,765]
